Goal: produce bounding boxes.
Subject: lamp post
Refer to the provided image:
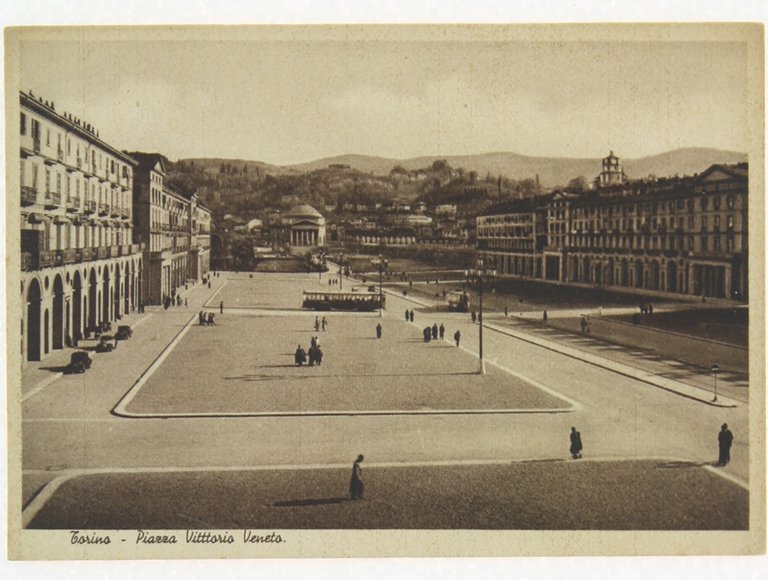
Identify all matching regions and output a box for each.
[466,258,496,375]
[711,363,720,402]
[338,252,344,290]
[373,254,388,317]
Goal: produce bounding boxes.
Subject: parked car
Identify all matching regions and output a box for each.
[96,335,117,353]
[116,325,133,340]
[65,351,92,374]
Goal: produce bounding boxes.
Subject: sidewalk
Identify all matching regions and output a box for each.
[20,275,228,400]
[379,284,743,408]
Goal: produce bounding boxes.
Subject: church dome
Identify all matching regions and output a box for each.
[286,204,323,218]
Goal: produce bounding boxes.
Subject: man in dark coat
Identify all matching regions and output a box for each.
[349,454,364,500]
[404,309,409,322]
[376,323,382,339]
[454,330,461,347]
[471,311,477,324]
[570,427,583,459]
[431,323,438,340]
[423,327,431,342]
[409,310,414,323]
[439,323,445,340]
[718,423,734,466]
[295,345,306,366]
[314,345,323,366]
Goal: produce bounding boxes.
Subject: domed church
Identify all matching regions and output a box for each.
[285,204,326,247]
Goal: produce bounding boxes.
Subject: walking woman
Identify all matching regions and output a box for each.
[350,454,365,500]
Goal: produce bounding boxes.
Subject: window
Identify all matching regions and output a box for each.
[727,195,735,209]
[46,128,50,146]
[687,236,694,250]
[727,237,734,252]
[700,196,709,210]
[56,173,61,193]
[688,216,694,230]
[714,236,721,251]
[45,168,51,194]
[727,215,734,229]
[20,112,27,135]
[714,196,721,210]
[67,138,71,155]
[701,235,708,251]
[714,215,720,228]
[701,216,708,231]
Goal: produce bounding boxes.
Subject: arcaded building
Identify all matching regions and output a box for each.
[19,91,143,362]
[477,160,748,302]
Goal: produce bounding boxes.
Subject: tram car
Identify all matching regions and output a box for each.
[446,290,470,312]
[302,290,384,311]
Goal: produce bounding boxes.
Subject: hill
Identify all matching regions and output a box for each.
[283,148,746,186]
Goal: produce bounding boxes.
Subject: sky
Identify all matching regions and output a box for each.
[15,30,750,165]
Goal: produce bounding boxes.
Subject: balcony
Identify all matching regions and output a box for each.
[84,200,97,214]
[21,186,37,206]
[108,246,118,258]
[110,207,120,218]
[39,250,59,268]
[44,191,62,209]
[98,204,109,216]
[97,247,109,260]
[66,197,79,212]
[21,252,35,271]
[58,248,78,264]
[57,148,64,162]
[121,208,130,219]
[80,247,95,261]
[33,138,41,154]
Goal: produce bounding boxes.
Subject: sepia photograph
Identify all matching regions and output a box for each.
[4,21,765,562]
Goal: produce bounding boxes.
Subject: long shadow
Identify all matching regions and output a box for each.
[655,460,712,469]
[240,370,479,378]
[273,497,349,508]
[39,365,69,373]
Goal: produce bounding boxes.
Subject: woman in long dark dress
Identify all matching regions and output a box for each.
[350,454,364,500]
[570,427,583,459]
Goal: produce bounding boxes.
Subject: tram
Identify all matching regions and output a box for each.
[446,290,470,312]
[302,290,384,311]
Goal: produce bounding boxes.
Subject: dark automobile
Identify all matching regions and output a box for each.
[65,351,92,374]
[116,325,133,340]
[96,335,117,353]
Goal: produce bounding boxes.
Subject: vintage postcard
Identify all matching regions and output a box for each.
[4,24,765,560]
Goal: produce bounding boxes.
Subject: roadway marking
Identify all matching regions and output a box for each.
[22,455,747,528]
[22,372,64,403]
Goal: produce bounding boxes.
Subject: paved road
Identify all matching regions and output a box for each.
[20,271,750,525]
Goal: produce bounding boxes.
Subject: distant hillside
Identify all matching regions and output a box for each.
[283,148,747,186]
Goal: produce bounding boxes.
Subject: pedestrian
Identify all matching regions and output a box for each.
[322,317,328,331]
[648,303,654,315]
[405,309,410,322]
[315,344,323,366]
[570,427,583,459]
[208,313,215,325]
[184,297,188,308]
[308,344,316,367]
[471,310,477,324]
[207,281,211,289]
[198,311,205,325]
[454,330,461,347]
[311,336,317,349]
[328,279,332,286]
[295,344,307,366]
[439,323,445,340]
[543,310,548,322]
[717,423,734,466]
[349,454,364,500]
[423,327,431,342]
[376,323,382,339]
[220,301,224,314]
[409,309,414,323]
[504,306,508,317]
[580,317,588,334]
[431,323,438,340]
[315,316,320,332]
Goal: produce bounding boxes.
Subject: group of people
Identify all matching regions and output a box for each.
[162,292,186,310]
[314,316,328,332]
[198,311,215,325]
[295,336,324,366]
[327,278,341,286]
[422,322,445,342]
[404,309,415,323]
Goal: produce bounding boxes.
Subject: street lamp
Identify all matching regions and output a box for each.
[372,254,389,317]
[338,252,344,290]
[711,363,720,402]
[466,258,497,375]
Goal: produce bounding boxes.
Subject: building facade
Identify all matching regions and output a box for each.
[284,205,326,247]
[19,91,143,362]
[477,162,748,302]
[130,153,211,304]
